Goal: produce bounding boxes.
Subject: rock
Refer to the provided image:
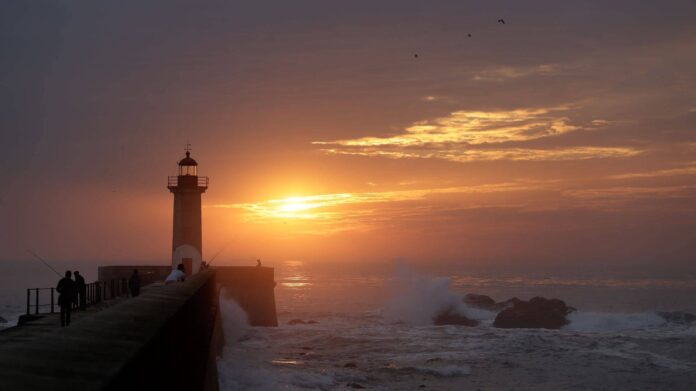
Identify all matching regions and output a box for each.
[493,297,575,329]
[347,382,366,389]
[658,311,696,325]
[433,307,479,326]
[463,294,508,311]
[504,297,522,306]
[288,319,319,325]
[344,362,357,368]
[0,316,7,324]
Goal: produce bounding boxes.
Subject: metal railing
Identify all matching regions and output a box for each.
[26,278,131,315]
[167,176,208,188]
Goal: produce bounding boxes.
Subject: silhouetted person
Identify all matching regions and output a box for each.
[74,271,86,310]
[128,269,141,297]
[94,281,102,303]
[165,264,186,285]
[256,259,262,267]
[56,271,77,327]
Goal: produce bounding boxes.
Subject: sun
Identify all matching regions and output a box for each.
[269,196,322,219]
[277,201,314,213]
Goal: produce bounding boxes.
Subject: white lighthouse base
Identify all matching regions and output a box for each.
[172,244,202,275]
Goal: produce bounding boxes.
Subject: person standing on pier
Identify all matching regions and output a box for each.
[56,271,77,327]
[128,269,141,297]
[74,271,86,310]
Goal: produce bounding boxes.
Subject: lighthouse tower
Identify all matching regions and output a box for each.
[167,147,208,275]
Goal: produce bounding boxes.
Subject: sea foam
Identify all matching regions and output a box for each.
[565,311,667,332]
[219,289,250,343]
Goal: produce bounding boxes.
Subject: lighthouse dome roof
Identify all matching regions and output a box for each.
[178,151,198,166]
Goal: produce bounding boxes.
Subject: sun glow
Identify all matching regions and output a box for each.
[277,200,314,213]
[261,194,352,219]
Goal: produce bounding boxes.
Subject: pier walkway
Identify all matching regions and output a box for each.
[0,271,219,391]
[0,296,128,349]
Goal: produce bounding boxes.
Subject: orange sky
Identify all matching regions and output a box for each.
[1,1,695,268]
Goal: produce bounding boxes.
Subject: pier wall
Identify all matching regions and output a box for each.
[0,270,220,391]
[215,266,278,327]
[97,265,279,327]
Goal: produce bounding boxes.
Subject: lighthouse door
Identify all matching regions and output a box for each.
[182,258,193,276]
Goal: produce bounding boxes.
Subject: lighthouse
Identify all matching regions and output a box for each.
[167,147,208,275]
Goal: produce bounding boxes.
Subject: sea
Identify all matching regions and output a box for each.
[216,260,696,390]
[2,260,696,389]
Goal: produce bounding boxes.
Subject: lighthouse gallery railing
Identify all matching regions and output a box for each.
[167,176,208,187]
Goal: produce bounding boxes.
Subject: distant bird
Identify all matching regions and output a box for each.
[414,53,419,58]
[498,19,505,24]
[467,33,472,38]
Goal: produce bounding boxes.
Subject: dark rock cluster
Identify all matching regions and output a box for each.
[287,319,319,325]
[464,293,519,311]
[493,297,576,329]
[432,308,479,326]
[657,311,696,325]
[431,294,577,329]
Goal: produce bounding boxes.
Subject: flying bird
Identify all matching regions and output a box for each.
[498,19,505,24]
[467,33,472,38]
[414,53,419,58]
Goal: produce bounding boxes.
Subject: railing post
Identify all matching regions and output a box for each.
[26,289,30,315]
[51,288,55,313]
[35,288,39,315]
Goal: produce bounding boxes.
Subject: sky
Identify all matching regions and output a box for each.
[1,0,695,268]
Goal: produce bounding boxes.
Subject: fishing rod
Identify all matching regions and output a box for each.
[207,238,234,267]
[26,249,62,277]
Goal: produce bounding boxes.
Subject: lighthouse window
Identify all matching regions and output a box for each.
[179,165,197,176]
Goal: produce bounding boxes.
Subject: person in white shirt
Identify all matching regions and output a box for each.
[165,264,187,285]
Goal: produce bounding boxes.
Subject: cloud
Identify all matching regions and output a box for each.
[313,106,642,163]
[472,64,558,82]
[561,185,696,210]
[212,181,546,234]
[608,163,696,179]
[321,146,640,162]
[314,106,578,147]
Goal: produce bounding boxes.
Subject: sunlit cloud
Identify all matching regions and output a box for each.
[472,64,558,82]
[608,163,696,179]
[313,107,642,163]
[314,107,578,147]
[212,182,546,226]
[561,185,696,210]
[321,146,641,162]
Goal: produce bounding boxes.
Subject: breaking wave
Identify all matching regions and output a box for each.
[380,265,493,325]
